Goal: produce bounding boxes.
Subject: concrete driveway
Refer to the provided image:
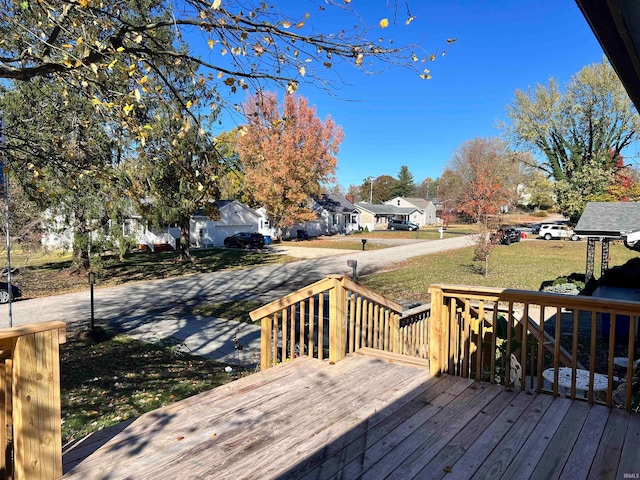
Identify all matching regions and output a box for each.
[1,234,474,366]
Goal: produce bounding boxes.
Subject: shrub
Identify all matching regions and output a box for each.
[532,210,548,218]
[543,283,580,295]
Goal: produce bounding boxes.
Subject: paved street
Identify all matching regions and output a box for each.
[1,235,473,366]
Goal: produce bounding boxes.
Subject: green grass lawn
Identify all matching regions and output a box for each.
[360,239,639,303]
[60,330,251,445]
[10,247,295,298]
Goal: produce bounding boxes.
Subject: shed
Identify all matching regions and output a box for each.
[574,201,640,284]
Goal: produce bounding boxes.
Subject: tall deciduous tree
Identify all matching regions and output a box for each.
[446,137,518,222]
[392,165,416,197]
[0,0,453,159]
[236,92,343,238]
[506,60,640,184]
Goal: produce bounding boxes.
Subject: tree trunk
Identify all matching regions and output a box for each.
[178,222,194,263]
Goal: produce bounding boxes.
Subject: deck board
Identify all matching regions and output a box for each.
[62,353,640,480]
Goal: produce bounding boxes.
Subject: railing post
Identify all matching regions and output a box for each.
[428,287,444,376]
[329,278,346,363]
[260,316,273,370]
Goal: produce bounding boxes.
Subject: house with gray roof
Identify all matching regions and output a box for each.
[384,197,438,226]
[574,201,640,284]
[355,202,421,231]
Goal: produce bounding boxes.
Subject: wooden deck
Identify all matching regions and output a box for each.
[61,353,640,480]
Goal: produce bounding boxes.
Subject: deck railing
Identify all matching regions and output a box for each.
[0,321,66,480]
[428,284,639,411]
[250,276,430,370]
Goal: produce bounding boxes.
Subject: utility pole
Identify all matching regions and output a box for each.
[368,176,373,203]
[1,113,12,327]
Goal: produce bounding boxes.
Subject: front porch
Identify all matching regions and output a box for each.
[61,352,639,479]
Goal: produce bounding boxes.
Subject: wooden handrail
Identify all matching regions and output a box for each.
[253,276,425,370]
[428,284,639,411]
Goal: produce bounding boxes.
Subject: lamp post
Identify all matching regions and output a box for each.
[89,271,96,331]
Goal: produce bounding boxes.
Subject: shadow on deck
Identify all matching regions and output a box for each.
[62,353,640,479]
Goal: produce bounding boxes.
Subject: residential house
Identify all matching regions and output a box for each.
[190,200,261,247]
[263,194,359,239]
[383,197,438,226]
[355,203,420,231]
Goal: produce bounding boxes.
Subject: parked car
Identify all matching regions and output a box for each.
[0,281,22,304]
[490,227,521,245]
[530,224,542,235]
[538,224,580,241]
[387,219,419,231]
[223,232,265,249]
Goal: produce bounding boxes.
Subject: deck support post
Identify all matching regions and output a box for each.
[329,278,346,363]
[428,287,444,376]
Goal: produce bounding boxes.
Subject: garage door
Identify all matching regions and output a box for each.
[213,225,252,246]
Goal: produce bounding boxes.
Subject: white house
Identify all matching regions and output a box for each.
[383,197,438,226]
[355,203,421,231]
[190,200,261,247]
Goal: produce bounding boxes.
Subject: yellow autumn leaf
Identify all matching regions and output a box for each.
[139,75,148,84]
[296,21,304,29]
[286,81,298,94]
[406,16,415,25]
[186,100,193,108]
[282,20,291,28]
[78,0,90,7]
[208,39,214,49]
[212,0,221,10]
[379,18,389,28]
[298,66,306,76]
[217,71,224,78]
[134,88,141,102]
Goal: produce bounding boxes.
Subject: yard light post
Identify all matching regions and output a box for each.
[361,239,367,251]
[89,271,96,331]
[347,259,358,280]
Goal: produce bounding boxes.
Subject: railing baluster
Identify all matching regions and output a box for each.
[475,301,484,381]
[308,298,315,359]
[289,304,296,359]
[553,306,561,396]
[299,301,305,357]
[491,305,498,384]
[588,311,597,404]
[348,291,356,354]
[318,292,324,361]
[625,316,636,410]
[505,301,514,388]
[272,312,279,367]
[520,303,529,391]
[282,308,288,362]
[537,306,545,394]
[606,313,616,407]
[571,309,579,399]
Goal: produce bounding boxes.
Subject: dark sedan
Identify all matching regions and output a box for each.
[223,232,265,249]
[490,227,521,245]
[0,281,22,304]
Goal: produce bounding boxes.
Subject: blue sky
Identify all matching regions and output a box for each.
[214,1,612,190]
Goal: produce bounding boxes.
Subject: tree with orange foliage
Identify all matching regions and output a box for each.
[236,93,343,239]
[446,137,519,222]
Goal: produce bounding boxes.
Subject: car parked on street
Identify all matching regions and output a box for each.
[490,227,522,245]
[223,232,265,249]
[538,224,580,241]
[0,281,22,304]
[387,219,419,231]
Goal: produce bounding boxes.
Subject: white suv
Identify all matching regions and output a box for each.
[538,224,580,241]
